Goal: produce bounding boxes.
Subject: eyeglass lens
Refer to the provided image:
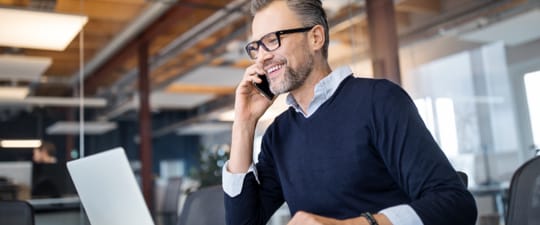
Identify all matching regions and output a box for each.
[246,32,280,59]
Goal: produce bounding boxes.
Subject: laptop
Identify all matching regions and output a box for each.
[67,147,154,225]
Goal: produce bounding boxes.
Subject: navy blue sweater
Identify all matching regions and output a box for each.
[225,77,477,225]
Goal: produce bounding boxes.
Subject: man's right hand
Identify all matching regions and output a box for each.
[227,64,274,173]
[234,64,274,124]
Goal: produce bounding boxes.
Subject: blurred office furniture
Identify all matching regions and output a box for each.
[505,155,540,225]
[0,162,32,199]
[31,163,76,199]
[158,177,183,225]
[457,171,468,187]
[0,177,18,200]
[27,196,80,212]
[470,181,509,225]
[0,200,35,225]
[28,197,83,225]
[177,185,225,225]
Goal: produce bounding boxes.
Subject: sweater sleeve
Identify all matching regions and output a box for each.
[224,129,285,225]
[370,80,477,225]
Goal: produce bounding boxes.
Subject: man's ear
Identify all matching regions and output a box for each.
[309,25,325,52]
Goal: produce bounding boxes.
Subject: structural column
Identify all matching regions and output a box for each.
[366,0,401,85]
[65,108,74,161]
[138,41,154,210]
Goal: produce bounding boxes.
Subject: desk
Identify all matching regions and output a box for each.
[469,182,509,225]
[28,197,86,225]
[27,196,80,212]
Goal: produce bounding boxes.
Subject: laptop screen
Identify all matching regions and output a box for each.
[67,147,154,225]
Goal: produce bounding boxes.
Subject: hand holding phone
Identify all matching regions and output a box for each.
[252,74,275,100]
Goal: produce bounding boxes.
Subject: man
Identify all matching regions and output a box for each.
[223,1,477,225]
[33,141,57,164]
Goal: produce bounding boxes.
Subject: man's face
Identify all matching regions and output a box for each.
[251,1,314,95]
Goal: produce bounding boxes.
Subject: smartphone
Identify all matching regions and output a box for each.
[253,74,275,100]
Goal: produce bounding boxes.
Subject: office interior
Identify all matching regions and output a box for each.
[0,0,539,225]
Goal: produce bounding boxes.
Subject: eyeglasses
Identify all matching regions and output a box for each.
[245,26,314,60]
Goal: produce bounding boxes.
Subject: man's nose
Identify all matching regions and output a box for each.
[255,47,272,64]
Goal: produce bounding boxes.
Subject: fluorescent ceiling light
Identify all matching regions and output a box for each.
[0,55,52,82]
[0,139,41,148]
[0,96,107,107]
[0,8,88,51]
[176,122,232,135]
[46,121,117,135]
[0,87,29,99]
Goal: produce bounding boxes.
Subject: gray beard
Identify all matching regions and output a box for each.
[271,53,314,94]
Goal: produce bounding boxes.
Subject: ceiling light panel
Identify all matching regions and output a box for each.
[0,55,52,81]
[0,87,29,99]
[174,66,243,86]
[0,8,88,51]
[147,92,215,109]
[46,121,117,135]
[0,139,41,148]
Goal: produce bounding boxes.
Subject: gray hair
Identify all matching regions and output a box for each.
[251,0,329,59]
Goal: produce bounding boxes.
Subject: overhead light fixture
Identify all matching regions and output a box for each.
[0,139,41,148]
[0,8,88,51]
[0,96,107,107]
[0,86,29,99]
[176,122,232,135]
[0,55,52,82]
[46,121,117,135]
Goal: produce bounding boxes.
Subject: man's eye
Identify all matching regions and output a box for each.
[247,44,258,51]
[266,37,278,44]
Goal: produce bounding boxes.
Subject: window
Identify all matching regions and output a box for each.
[524,71,540,147]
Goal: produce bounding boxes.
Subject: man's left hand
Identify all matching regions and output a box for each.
[287,211,364,225]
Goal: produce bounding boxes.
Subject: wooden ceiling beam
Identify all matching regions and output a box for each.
[83,0,210,95]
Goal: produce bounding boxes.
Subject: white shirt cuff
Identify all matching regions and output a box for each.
[222,160,259,197]
[379,204,423,225]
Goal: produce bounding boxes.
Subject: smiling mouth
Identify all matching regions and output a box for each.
[266,63,285,76]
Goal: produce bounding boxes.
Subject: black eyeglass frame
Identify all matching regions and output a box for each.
[245,26,315,60]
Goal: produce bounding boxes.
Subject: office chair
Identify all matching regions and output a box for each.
[0,200,35,225]
[176,185,225,225]
[159,177,183,225]
[506,155,540,225]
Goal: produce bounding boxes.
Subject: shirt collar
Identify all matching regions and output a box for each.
[286,66,353,117]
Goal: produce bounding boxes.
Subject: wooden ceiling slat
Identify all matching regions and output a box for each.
[396,0,441,14]
[0,0,28,6]
[83,19,126,35]
[55,0,147,22]
[165,84,235,95]
[45,65,81,76]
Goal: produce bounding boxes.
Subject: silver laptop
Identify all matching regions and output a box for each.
[67,147,154,225]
